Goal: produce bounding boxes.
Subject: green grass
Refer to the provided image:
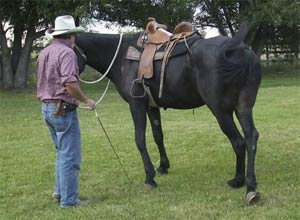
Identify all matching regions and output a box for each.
[0,70,299,220]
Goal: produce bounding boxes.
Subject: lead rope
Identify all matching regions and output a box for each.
[78,34,124,107]
[79,80,110,109]
[77,34,131,183]
[93,108,132,184]
[79,33,123,84]
[78,33,123,107]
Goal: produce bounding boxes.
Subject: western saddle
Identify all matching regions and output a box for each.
[127,17,196,101]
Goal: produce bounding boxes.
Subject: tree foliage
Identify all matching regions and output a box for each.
[0,0,90,89]
[0,0,299,89]
[194,0,300,56]
[88,0,196,30]
[90,0,299,56]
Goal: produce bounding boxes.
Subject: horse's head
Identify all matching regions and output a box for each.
[73,44,86,74]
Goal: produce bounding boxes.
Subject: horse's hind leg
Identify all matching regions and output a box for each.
[147,107,170,174]
[213,110,246,188]
[235,107,260,205]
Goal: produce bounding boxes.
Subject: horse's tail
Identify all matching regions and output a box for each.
[218,23,257,87]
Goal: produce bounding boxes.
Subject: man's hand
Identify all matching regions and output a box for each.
[65,82,96,110]
[84,98,96,111]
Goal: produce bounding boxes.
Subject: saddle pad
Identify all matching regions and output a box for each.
[125,46,165,61]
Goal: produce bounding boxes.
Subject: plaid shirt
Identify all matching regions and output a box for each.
[37,38,80,105]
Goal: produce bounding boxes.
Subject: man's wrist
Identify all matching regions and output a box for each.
[83,98,90,104]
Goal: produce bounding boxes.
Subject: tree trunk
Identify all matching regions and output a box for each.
[266,43,270,65]
[11,25,23,74]
[0,54,3,88]
[204,0,228,36]
[0,24,14,89]
[220,4,235,36]
[14,27,34,89]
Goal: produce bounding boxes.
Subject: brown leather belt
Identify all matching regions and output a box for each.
[43,99,77,115]
[43,99,60,103]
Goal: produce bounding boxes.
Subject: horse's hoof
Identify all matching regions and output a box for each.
[144,181,158,190]
[227,177,245,188]
[245,191,261,205]
[144,183,158,190]
[157,167,168,175]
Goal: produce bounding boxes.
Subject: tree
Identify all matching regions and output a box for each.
[1,0,298,89]
[0,53,2,88]
[89,0,196,30]
[0,0,90,89]
[90,0,300,57]
[0,0,197,89]
[193,0,300,56]
[247,0,300,59]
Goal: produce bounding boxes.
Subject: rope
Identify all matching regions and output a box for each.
[79,33,123,108]
[94,109,132,184]
[79,33,123,84]
[77,34,130,183]
[79,79,110,109]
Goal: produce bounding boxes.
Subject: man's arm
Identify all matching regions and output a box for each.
[65,82,95,109]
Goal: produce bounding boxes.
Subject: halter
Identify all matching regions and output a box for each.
[73,44,87,62]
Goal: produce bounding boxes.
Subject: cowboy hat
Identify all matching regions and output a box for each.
[47,15,85,36]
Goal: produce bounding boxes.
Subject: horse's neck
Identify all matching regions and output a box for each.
[88,33,137,84]
[88,35,116,72]
[85,34,123,83]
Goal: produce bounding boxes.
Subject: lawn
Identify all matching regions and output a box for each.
[0,68,299,220]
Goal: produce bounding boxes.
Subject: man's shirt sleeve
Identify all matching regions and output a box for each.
[60,50,79,85]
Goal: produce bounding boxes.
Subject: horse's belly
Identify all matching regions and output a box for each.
[156,94,205,109]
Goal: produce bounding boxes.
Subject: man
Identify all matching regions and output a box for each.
[37,15,95,208]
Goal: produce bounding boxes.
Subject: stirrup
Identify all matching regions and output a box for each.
[130,78,146,98]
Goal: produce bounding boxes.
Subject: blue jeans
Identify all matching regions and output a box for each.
[42,103,81,208]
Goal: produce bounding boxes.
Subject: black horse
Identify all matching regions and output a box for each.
[75,25,261,204]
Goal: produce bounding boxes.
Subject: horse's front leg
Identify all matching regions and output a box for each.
[147,107,170,175]
[130,102,157,189]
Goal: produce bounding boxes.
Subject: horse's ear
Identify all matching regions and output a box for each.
[75,16,80,27]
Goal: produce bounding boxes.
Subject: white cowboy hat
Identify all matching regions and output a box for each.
[47,15,85,36]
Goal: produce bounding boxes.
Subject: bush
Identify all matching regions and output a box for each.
[261,61,300,75]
